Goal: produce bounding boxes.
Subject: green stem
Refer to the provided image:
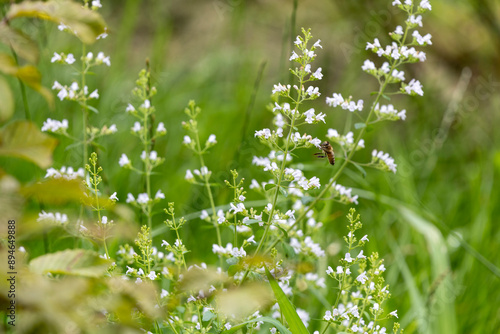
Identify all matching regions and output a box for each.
[194,129,222,249]
[10,48,31,121]
[81,44,89,174]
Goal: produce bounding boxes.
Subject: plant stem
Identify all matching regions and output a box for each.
[194,129,222,249]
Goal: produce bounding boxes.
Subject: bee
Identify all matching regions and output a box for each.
[314,141,335,165]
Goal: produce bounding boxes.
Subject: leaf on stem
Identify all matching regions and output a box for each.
[29,249,111,277]
[264,266,309,334]
[6,0,106,45]
[0,120,58,168]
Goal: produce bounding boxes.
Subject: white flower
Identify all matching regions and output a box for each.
[132,122,141,133]
[419,0,431,10]
[372,149,397,173]
[51,52,62,63]
[149,150,158,161]
[65,54,75,64]
[161,289,169,298]
[217,210,225,224]
[345,253,353,263]
[312,67,323,80]
[356,271,368,284]
[304,108,315,124]
[89,89,99,99]
[155,189,165,199]
[92,0,102,8]
[255,128,272,139]
[229,202,245,214]
[366,38,381,50]
[41,118,68,133]
[119,154,130,167]
[65,53,76,65]
[126,103,135,113]
[390,310,398,318]
[147,271,157,280]
[313,39,322,49]
[108,124,117,133]
[326,266,334,275]
[101,216,108,224]
[157,122,166,133]
[357,250,366,259]
[207,134,217,144]
[137,193,149,204]
[37,211,68,224]
[308,176,321,188]
[185,169,194,180]
[289,51,299,61]
[183,135,192,144]
[200,210,209,220]
[142,99,151,109]
[361,235,369,242]
[96,51,110,66]
[110,192,119,201]
[361,59,376,71]
[126,193,135,203]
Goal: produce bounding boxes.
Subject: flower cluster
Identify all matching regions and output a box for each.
[371,150,398,173]
[41,118,68,133]
[119,68,165,227]
[45,166,84,180]
[323,208,401,333]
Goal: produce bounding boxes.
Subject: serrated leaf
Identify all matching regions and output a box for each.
[7,0,106,45]
[265,267,309,334]
[354,122,366,129]
[264,183,276,191]
[29,249,111,277]
[0,24,39,63]
[0,76,14,122]
[221,317,292,334]
[0,120,58,168]
[20,178,85,205]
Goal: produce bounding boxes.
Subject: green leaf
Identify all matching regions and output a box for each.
[0,24,39,63]
[7,0,106,45]
[354,122,366,129]
[264,183,276,191]
[0,76,14,122]
[221,317,292,334]
[279,186,288,197]
[0,120,58,168]
[29,249,111,277]
[20,178,85,205]
[0,52,54,107]
[351,163,367,178]
[265,267,309,334]
[202,310,216,322]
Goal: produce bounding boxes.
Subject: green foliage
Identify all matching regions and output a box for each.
[29,249,111,277]
[0,120,57,168]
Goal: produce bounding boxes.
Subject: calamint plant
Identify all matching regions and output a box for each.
[119,65,167,229]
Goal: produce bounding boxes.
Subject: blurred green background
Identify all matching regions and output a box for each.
[2,0,500,333]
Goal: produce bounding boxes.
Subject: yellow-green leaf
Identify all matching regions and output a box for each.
[29,249,111,277]
[0,23,39,63]
[7,0,106,45]
[0,120,58,168]
[0,76,14,122]
[21,178,85,205]
[265,266,309,334]
[0,52,54,107]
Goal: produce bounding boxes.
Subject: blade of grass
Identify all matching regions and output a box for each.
[265,266,309,334]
